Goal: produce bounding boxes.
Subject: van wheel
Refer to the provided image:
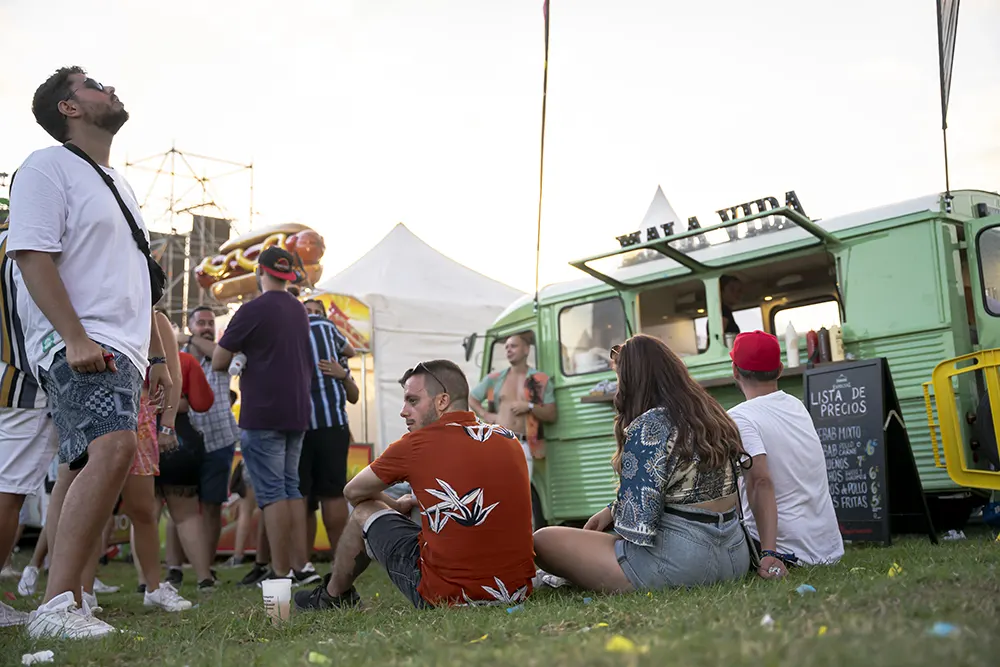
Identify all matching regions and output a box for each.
[531,487,547,531]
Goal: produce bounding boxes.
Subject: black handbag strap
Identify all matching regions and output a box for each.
[62,143,153,261]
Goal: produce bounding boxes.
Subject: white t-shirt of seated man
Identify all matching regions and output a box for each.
[729,390,845,566]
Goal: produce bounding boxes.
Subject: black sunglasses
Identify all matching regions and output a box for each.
[405,362,448,396]
[65,78,107,100]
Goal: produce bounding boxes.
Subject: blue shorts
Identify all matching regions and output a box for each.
[200,443,236,505]
[240,429,304,508]
[614,504,750,591]
[37,345,142,469]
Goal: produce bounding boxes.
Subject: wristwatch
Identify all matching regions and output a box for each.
[528,402,535,411]
[159,425,176,436]
[149,356,166,366]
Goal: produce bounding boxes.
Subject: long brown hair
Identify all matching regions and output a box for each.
[611,334,743,473]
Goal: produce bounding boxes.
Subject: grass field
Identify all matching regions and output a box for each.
[2,530,999,666]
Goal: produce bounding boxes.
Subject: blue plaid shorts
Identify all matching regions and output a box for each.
[37,344,143,468]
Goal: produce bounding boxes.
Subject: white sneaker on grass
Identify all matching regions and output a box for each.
[144,582,193,612]
[82,591,103,615]
[0,601,29,627]
[532,568,569,589]
[93,578,120,594]
[18,565,39,596]
[27,591,118,639]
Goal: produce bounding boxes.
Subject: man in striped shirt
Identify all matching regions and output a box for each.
[0,222,59,627]
[300,299,359,559]
[175,305,241,583]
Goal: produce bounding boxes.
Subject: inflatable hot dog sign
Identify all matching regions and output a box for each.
[194,223,326,302]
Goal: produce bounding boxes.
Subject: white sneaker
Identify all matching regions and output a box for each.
[27,591,118,639]
[18,565,39,596]
[0,601,29,627]
[93,578,120,594]
[0,564,21,579]
[532,568,568,589]
[82,591,103,615]
[144,582,193,612]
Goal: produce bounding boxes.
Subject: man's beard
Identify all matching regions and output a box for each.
[87,106,129,136]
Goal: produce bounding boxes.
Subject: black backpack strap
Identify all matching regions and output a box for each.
[61,142,153,261]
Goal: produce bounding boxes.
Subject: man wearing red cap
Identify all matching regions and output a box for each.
[212,246,317,587]
[728,330,844,575]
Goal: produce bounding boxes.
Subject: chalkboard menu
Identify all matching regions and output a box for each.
[804,358,937,545]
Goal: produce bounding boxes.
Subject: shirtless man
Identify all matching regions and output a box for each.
[469,333,557,478]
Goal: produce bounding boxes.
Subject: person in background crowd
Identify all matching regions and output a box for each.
[298,298,360,566]
[0,213,59,629]
[533,334,750,593]
[77,313,193,613]
[470,332,557,479]
[8,66,172,638]
[172,305,240,584]
[720,275,743,336]
[728,330,844,571]
[295,360,535,611]
[213,247,316,587]
[156,320,218,593]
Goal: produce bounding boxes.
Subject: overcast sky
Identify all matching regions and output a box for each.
[1,0,997,294]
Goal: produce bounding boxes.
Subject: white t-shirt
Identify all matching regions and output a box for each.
[729,390,844,566]
[6,146,152,377]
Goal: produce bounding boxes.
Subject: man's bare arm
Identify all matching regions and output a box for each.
[212,345,235,372]
[184,334,217,358]
[532,402,558,423]
[14,250,89,347]
[344,374,360,404]
[469,396,495,422]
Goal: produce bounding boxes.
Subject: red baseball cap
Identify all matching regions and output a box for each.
[730,330,781,372]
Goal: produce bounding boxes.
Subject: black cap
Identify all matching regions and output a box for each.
[258,246,298,282]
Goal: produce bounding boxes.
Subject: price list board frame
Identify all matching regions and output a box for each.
[803,358,937,546]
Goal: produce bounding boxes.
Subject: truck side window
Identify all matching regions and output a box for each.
[977,226,1000,316]
[695,306,763,350]
[638,279,707,356]
[772,299,841,336]
[559,298,627,376]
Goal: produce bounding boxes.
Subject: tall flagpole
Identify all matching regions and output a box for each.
[935,0,961,211]
[533,0,551,313]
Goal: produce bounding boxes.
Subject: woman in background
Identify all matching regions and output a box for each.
[532,334,750,593]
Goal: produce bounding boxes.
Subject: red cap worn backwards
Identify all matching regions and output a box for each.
[730,330,781,372]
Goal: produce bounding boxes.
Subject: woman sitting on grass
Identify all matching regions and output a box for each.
[533,334,751,593]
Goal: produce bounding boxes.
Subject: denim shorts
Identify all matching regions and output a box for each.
[240,429,304,508]
[200,443,236,505]
[615,504,750,590]
[362,509,428,609]
[37,345,142,468]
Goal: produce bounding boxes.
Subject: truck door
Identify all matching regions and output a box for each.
[965,211,1000,472]
[967,212,1000,351]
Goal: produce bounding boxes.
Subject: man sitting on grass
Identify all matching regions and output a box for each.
[294,360,535,610]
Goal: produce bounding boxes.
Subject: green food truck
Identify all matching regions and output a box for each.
[474,188,1000,529]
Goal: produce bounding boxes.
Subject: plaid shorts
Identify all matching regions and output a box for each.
[37,344,143,467]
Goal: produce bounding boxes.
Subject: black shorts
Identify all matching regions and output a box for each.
[362,510,428,609]
[299,424,351,511]
[156,413,205,496]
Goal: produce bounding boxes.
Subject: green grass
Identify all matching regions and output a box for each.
[2,530,999,666]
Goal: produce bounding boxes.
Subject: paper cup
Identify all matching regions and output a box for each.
[261,578,292,624]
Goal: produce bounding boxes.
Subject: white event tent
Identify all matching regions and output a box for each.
[316,223,523,453]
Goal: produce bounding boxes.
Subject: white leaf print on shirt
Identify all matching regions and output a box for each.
[421,478,500,534]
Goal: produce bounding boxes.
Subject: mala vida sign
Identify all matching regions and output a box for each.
[615,190,808,250]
